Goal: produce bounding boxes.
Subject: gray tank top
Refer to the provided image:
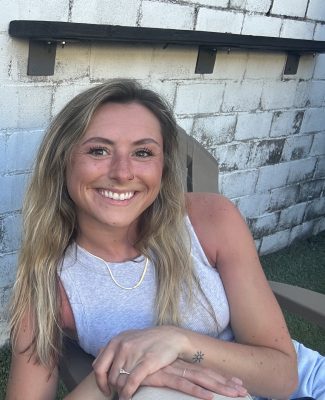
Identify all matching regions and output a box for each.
[59,216,234,356]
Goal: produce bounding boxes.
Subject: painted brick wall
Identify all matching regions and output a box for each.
[0,0,324,345]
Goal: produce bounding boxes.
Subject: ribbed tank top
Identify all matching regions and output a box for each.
[59,216,234,357]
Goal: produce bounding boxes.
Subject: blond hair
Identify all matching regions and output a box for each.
[10,79,196,367]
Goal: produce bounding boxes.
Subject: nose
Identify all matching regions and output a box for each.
[108,153,134,182]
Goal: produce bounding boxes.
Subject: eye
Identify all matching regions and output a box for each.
[87,146,109,157]
[134,148,154,158]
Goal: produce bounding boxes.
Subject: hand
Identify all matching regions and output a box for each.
[92,326,187,399]
[140,360,248,400]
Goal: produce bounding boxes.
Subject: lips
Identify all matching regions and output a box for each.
[98,189,135,201]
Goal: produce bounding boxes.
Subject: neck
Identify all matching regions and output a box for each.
[76,222,140,262]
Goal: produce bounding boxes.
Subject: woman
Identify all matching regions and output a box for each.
[6,79,321,400]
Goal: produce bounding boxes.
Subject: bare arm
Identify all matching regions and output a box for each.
[184,193,298,398]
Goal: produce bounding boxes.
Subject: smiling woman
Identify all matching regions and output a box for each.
[66,102,164,248]
[6,79,324,400]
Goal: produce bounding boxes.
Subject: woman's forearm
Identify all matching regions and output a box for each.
[64,371,115,400]
[179,328,298,399]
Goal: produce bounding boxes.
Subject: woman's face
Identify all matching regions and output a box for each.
[66,102,164,234]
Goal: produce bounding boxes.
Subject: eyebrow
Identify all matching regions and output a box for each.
[81,137,162,147]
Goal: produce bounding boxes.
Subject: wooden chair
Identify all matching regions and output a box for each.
[59,127,325,392]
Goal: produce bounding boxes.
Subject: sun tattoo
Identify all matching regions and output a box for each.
[192,350,204,363]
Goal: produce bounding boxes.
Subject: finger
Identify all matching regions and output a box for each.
[117,358,161,400]
[92,347,116,394]
[163,366,248,398]
[161,373,241,400]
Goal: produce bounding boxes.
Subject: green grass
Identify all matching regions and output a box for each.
[260,230,325,356]
[1,231,324,399]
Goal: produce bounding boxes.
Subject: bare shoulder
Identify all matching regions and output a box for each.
[185,192,247,265]
[185,192,239,222]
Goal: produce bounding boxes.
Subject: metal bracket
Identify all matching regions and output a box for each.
[284,53,300,75]
[195,46,217,74]
[27,40,57,76]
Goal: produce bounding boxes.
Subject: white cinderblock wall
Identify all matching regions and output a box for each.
[0,0,324,345]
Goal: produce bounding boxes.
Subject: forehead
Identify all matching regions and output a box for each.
[82,102,163,143]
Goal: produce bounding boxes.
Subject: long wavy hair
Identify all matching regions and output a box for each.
[10,79,196,368]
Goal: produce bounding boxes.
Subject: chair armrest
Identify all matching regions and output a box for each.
[59,336,94,391]
[269,281,325,329]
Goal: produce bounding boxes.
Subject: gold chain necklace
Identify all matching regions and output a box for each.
[105,257,149,290]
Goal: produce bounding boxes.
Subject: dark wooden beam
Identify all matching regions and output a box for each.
[9,20,325,53]
[9,20,325,75]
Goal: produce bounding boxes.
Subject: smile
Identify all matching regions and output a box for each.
[98,189,135,201]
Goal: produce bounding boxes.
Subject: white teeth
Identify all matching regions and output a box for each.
[99,190,134,201]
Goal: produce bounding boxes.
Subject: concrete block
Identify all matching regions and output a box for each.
[222,81,263,112]
[314,23,325,40]
[235,112,272,141]
[53,43,90,82]
[0,174,29,214]
[247,139,285,168]
[6,130,43,172]
[242,14,282,37]
[71,0,140,25]
[280,134,313,162]
[18,0,68,22]
[0,253,17,289]
[312,217,325,234]
[196,8,244,34]
[0,1,19,31]
[245,52,285,80]
[149,46,198,80]
[140,1,194,30]
[219,169,258,198]
[259,228,291,254]
[270,110,304,137]
[0,286,11,320]
[301,108,325,133]
[230,0,272,13]
[175,117,194,135]
[313,54,325,79]
[298,179,324,202]
[261,80,297,110]
[247,211,280,239]
[291,54,316,80]
[304,197,325,220]
[187,0,228,7]
[287,158,317,184]
[0,213,22,254]
[235,193,270,218]
[0,320,9,347]
[310,132,325,156]
[213,142,251,172]
[307,81,325,107]
[294,81,311,108]
[174,82,225,115]
[90,43,152,81]
[147,80,177,108]
[192,114,237,146]
[281,20,315,40]
[289,221,315,244]
[307,0,325,22]
[278,202,307,229]
[269,184,300,212]
[256,162,291,193]
[0,134,5,172]
[314,156,325,179]
[51,83,93,117]
[271,0,308,18]
[0,85,52,130]
[214,50,248,80]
